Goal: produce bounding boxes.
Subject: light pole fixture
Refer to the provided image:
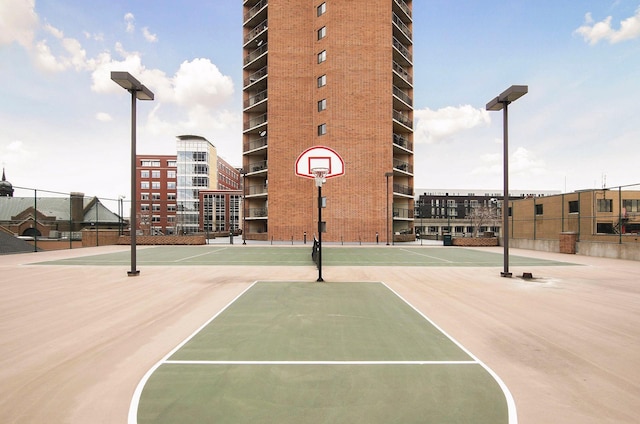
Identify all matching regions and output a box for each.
[385,172,393,245]
[486,85,528,278]
[111,71,154,277]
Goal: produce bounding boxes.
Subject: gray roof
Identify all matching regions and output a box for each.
[0,196,121,223]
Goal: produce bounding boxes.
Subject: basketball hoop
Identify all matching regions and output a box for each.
[311,167,329,187]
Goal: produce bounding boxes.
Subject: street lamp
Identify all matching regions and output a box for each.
[486,85,528,278]
[385,172,393,245]
[111,71,154,277]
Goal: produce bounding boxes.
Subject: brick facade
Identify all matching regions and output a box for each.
[242,0,414,243]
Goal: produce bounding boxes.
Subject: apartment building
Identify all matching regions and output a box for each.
[242,0,414,242]
[136,155,178,235]
[136,135,241,235]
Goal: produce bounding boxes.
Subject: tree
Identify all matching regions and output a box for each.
[467,204,500,237]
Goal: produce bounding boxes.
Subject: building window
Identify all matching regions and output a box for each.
[167,182,176,189]
[141,204,150,211]
[597,199,612,212]
[151,170,161,178]
[168,193,176,200]
[141,170,149,178]
[623,199,640,212]
[317,50,326,64]
[168,160,177,167]
[317,74,326,87]
[141,160,160,167]
[141,181,150,189]
[318,26,326,40]
[568,200,579,213]
[317,2,326,16]
[152,193,161,201]
[535,204,543,215]
[152,181,161,189]
[318,123,327,136]
[318,99,327,112]
[141,193,150,200]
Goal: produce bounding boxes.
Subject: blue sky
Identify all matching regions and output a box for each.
[1,1,639,201]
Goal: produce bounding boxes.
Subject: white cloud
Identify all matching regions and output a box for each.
[575,7,640,44]
[173,58,234,107]
[471,147,547,180]
[96,112,113,122]
[1,140,30,165]
[142,27,158,43]
[33,39,66,72]
[124,13,135,33]
[414,105,490,144]
[0,0,38,48]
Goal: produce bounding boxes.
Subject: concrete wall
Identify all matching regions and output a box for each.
[509,237,639,261]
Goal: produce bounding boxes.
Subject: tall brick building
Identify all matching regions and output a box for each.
[242,0,414,242]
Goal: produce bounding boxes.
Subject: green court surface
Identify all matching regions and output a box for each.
[38,245,575,267]
[130,282,514,424]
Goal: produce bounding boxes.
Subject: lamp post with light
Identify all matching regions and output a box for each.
[486,85,528,278]
[110,71,154,277]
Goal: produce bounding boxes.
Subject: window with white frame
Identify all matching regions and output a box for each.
[318,50,326,63]
[318,26,326,40]
[317,74,326,87]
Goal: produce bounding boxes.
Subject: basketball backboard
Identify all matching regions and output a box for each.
[295,146,344,179]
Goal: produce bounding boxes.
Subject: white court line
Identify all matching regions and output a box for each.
[381,281,518,424]
[399,248,454,263]
[127,281,257,424]
[174,247,228,262]
[129,280,517,424]
[164,360,478,365]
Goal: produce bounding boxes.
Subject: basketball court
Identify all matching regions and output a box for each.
[0,244,638,423]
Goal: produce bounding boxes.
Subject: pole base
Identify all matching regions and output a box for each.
[500,272,512,278]
[128,270,141,277]
[316,277,324,282]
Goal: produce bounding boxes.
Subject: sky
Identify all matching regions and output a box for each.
[1,0,639,202]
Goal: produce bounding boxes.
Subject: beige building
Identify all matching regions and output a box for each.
[509,187,640,253]
[242,0,414,242]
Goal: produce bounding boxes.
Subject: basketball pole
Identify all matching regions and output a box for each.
[317,182,323,282]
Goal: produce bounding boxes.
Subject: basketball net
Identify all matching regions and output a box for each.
[311,167,329,187]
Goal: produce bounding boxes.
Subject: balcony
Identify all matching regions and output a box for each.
[244,89,268,112]
[393,85,412,107]
[248,159,268,174]
[393,61,412,88]
[244,19,268,45]
[393,109,413,130]
[247,207,268,218]
[392,13,412,45]
[393,133,413,151]
[243,42,268,69]
[244,135,268,153]
[244,113,267,131]
[393,37,412,65]
[393,207,415,219]
[393,0,412,21]
[247,183,268,196]
[244,66,267,88]
[393,183,414,196]
[243,0,267,25]
[393,159,413,174]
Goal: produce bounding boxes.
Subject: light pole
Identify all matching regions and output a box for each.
[111,71,154,277]
[385,172,393,245]
[241,169,247,245]
[486,85,528,278]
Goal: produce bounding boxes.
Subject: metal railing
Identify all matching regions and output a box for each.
[244,113,267,130]
[243,43,268,66]
[393,37,412,63]
[393,61,412,85]
[393,85,413,106]
[392,13,412,41]
[243,0,267,23]
[244,136,268,152]
[244,19,268,44]
[244,66,267,87]
[244,89,268,109]
[393,109,413,129]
